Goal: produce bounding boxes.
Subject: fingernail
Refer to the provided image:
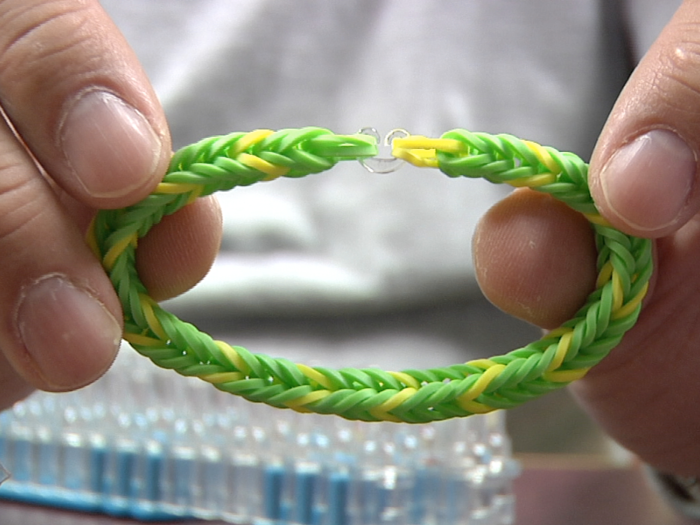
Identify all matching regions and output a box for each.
[600,129,696,232]
[60,89,163,199]
[15,275,121,390]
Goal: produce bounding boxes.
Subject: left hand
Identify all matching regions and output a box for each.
[0,0,222,411]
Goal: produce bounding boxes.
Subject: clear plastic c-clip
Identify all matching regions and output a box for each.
[358,128,409,173]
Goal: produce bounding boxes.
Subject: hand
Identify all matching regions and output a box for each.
[0,1,221,410]
[474,1,700,476]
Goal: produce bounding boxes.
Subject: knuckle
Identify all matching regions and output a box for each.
[0,149,51,245]
[0,172,46,246]
[661,42,700,87]
[0,2,102,97]
[649,21,700,115]
[659,20,700,72]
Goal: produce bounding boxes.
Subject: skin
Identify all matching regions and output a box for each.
[4,0,700,483]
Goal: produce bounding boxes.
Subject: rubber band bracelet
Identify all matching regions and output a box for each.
[89,127,652,423]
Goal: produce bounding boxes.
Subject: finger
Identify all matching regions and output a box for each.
[0,0,170,209]
[56,188,223,303]
[472,189,598,329]
[136,196,223,302]
[0,351,34,411]
[0,118,122,393]
[589,1,700,237]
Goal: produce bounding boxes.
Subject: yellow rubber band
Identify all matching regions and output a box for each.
[543,327,572,339]
[388,371,421,390]
[284,390,332,409]
[237,152,290,178]
[523,140,560,173]
[185,185,204,205]
[85,219,101,259]
[543,367,590,383]
[369,388,418,420]
[139,294,168,341]
[296,364,334,390]
[459,400,498,414]
[596,261,614,289]
[102,233,137,271]
[466,358,500,370]
[200,372,244,384]
[457,364,506,405]
[583,212,613,228]
[392,136,465,168]
[391,147,439,168]
[611,270,624,312]
[546,329,574,372]
[393,136,465,154]
[215,340,250,375]
[612,282,649,321]
[156,182,201,195]
[229,129,275,155]
[123,333,164,347]
[507,172,557,188]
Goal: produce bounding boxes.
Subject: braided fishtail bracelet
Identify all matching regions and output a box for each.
[88,127,652,423]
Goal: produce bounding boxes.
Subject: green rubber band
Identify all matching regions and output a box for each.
[91,127,653,423]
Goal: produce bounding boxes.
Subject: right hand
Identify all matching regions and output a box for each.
[474,0,700,476]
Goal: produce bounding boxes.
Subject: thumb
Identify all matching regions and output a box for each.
[590,0,700,238]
